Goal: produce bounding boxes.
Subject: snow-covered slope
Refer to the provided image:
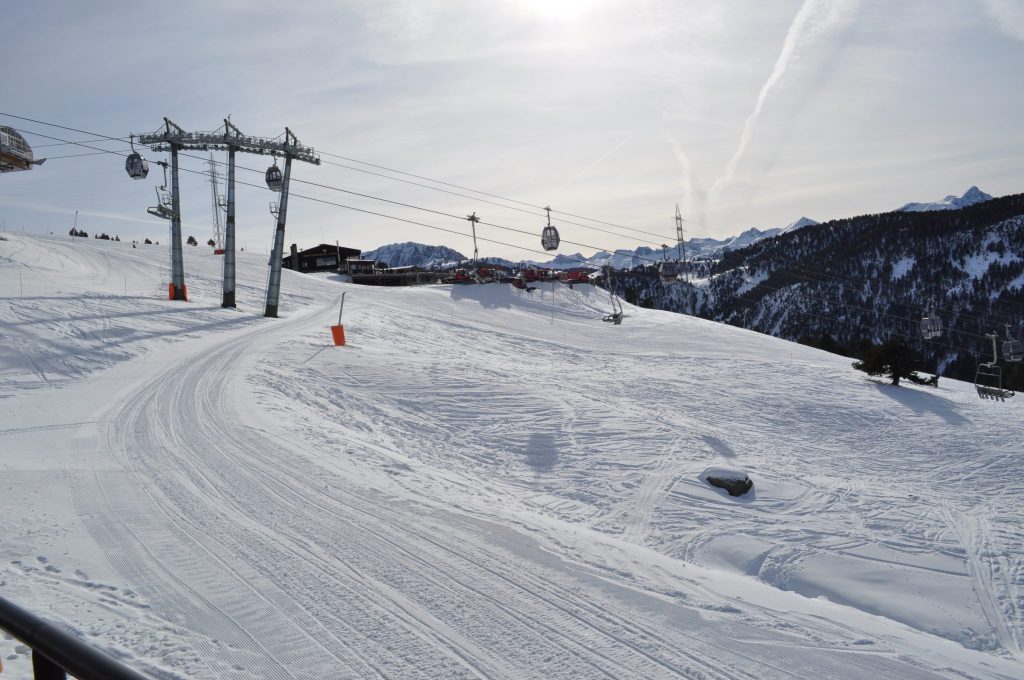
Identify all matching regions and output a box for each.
[899,186,993,212]
[1,232,1022,679]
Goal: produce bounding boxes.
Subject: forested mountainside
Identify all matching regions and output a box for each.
[606,193,1024,389]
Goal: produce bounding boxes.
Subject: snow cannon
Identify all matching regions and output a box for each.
[331,293,347,347]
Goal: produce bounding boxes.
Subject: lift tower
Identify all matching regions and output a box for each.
[675,205,687,284]
[263,128,319,318]
[138,118,188,300]
[137,118,319,311]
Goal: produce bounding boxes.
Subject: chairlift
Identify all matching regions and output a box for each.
[920,315,943,340]
[975,332,1015,401]
[147,187,174,220]
[601,266,623,324]
[1003,324,1024,363]
[125,135,149,180]
[145,161,173,220]
[541,206,560,251]
[919,297,943,339]
[265,161,283,191]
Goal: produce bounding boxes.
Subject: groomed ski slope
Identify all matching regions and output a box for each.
[0,232,1022,679]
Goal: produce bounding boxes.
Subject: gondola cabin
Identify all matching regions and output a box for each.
[125,152,149,180]
[541,225,560,251]
[266,164,284,191]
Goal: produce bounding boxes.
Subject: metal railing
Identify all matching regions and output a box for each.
[0,594,149,680]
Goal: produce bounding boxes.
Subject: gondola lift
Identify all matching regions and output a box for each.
[541,206,560,251]
[124,134,149,180]
[265,159,283,191]
[658,244,679,284]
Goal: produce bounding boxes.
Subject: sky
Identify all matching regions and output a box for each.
[2,0,1022,261]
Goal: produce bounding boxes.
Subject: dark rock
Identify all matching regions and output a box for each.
[705,474,753,497]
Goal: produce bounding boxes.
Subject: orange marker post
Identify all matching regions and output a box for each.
[331,292,347,346]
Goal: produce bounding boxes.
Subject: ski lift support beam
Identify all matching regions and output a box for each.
[137,119,320,313]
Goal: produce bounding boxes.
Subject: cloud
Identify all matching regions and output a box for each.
[981,0,1024,42]
[708,0,859,203]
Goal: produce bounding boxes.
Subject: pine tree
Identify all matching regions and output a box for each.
[852,337,920,386]
[187,235,198,246]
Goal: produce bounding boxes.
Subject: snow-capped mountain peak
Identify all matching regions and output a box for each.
[898,186,993,212]
[362,242,466,268]
[782,216,820,233]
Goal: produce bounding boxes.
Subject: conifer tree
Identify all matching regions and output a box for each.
[853,337,920,386]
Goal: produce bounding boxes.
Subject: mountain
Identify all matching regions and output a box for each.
[782,216,819,233]
[605,192,1024,390]
[362,242,466,268]
[898,185,993,212]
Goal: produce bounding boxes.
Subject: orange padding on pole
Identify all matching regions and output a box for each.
[331,324,346,346]
[168,284,189,302]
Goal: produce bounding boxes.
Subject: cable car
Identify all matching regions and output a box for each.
[976,333,1015,401]
[1003,325,1024,363]
[658,244,680,283]
[541,206,560,251]
[124,135,149,180]
[659,261,681,284]
[266,162,283,191]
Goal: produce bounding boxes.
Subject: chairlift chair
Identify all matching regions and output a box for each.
[146,186,174,220]
[601,266,623,324]
[145,161,173,219]
[975,332,1015,401]
[1002,324,1024,363]
[920,315,943,340]
[541,206,560,251]
[125,135,149,180]
[265,162,283,191]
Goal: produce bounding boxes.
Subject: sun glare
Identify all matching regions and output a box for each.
[512,0,602,23]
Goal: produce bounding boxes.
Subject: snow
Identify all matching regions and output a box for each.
[892,256,916,279]
[1,232,1023,679]
[782,216,820,233]
[899,186,994,212]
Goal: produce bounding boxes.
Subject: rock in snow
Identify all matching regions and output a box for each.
[701,465,753,497]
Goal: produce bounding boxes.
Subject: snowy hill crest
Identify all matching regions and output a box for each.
[898,186,993,212]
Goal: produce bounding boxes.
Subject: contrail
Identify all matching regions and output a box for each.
[569,133,634,183]
[664,130,706,231]
[709,0,854,200]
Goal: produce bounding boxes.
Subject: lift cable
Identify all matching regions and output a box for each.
[10,116,1022,344]
[0,111,679,243]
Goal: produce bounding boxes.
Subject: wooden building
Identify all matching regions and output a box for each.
[283,244,361,273]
